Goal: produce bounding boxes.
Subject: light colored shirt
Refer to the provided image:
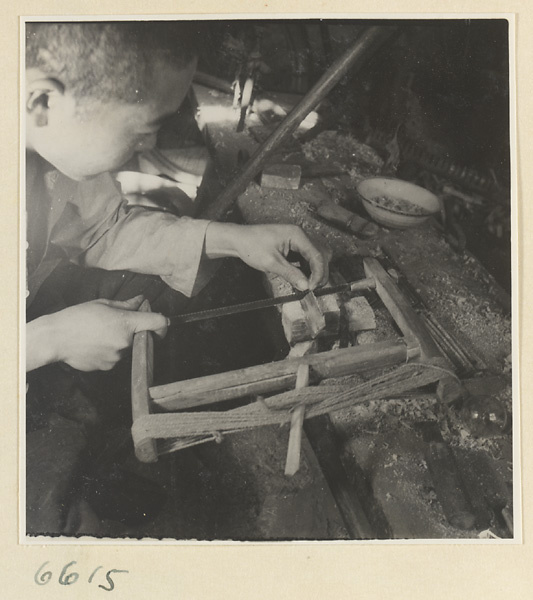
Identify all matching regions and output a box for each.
[26,152,213,308]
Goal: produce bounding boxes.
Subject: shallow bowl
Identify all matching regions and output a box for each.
[356,177,440,229]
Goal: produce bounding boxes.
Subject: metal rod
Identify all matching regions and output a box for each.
[202,25,398,220]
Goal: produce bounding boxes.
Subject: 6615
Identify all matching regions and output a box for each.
[34,561,129,592]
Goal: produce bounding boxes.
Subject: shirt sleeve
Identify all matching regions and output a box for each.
[49,171,213,298]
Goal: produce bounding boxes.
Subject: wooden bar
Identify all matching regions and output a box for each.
[261,163,302,190]
[364,257,441,359]
[284,364,310,476]
[131,300,158,463]
[150,340,410,411]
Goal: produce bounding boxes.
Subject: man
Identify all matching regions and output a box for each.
[25,21,329,534]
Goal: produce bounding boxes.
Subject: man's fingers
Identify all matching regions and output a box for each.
[130,311,169,338]
[274,258,309,291]
[290,231,330,290]
[101,295,145,311]
[309,251,330,289]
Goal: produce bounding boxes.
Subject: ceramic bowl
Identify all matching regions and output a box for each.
[357,177,440,229]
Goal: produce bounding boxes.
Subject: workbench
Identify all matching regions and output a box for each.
[177,80,514,539]
[115,79,513,540]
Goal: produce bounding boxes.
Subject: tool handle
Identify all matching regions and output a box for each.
[316,202,379,238]
[131,300,158,463]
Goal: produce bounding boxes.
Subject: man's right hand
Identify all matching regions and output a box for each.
[27,295,169,372]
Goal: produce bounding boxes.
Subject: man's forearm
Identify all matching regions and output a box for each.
[26,315,58,372]
[204,222,244,259]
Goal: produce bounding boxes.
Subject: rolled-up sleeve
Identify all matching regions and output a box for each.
[50,172,214,298]
[83,210,212,297]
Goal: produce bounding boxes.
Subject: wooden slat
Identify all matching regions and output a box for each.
[284,364,310,476]
[150,340,409,411]
[131,300,158,463]
[363,257,440,359]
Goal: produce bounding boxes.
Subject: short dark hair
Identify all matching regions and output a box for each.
[26,21,202,104]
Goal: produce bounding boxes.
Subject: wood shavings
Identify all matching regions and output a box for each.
[302,131,383,182]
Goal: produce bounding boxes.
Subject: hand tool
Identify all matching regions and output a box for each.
[307,202,379,238]
[168,277,376,325]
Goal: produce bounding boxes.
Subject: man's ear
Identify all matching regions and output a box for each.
[26,78,65,127]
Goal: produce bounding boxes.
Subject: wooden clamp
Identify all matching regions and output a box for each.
[131,299,158,463]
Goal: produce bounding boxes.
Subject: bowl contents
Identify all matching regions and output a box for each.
[368,195,432,216]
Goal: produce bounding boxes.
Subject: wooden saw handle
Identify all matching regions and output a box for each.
[131,299,158,463]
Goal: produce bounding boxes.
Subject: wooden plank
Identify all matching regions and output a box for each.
[150,340,409,410]
[284,364,310,476]
[363,257,440,359]
[131,300,158,463]
[261,163,302,190]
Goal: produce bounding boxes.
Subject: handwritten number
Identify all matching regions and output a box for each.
[99,569,129,592]
[88,565,103,583]
[34,561,52,585]
[34,561,128,590]
[58,561,79,586]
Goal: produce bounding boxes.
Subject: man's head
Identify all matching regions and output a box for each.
[26,22,201,179]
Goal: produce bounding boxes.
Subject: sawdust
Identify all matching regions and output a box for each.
[302,130,384,181]
[235,132,513,540]
[382,227,512,372]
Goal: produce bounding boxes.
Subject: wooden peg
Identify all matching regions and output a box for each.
[284,363,310,476]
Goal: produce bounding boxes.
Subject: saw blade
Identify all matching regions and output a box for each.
[169,278,375,324]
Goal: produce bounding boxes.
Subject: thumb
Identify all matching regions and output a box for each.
[274,257,309,292]
[103,294,145,311]
[130,311,169,339]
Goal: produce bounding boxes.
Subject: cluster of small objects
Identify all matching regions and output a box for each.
[302,131,384,182]
[366,195,431,216]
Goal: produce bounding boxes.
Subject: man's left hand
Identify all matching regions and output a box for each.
[205,222,331,290]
